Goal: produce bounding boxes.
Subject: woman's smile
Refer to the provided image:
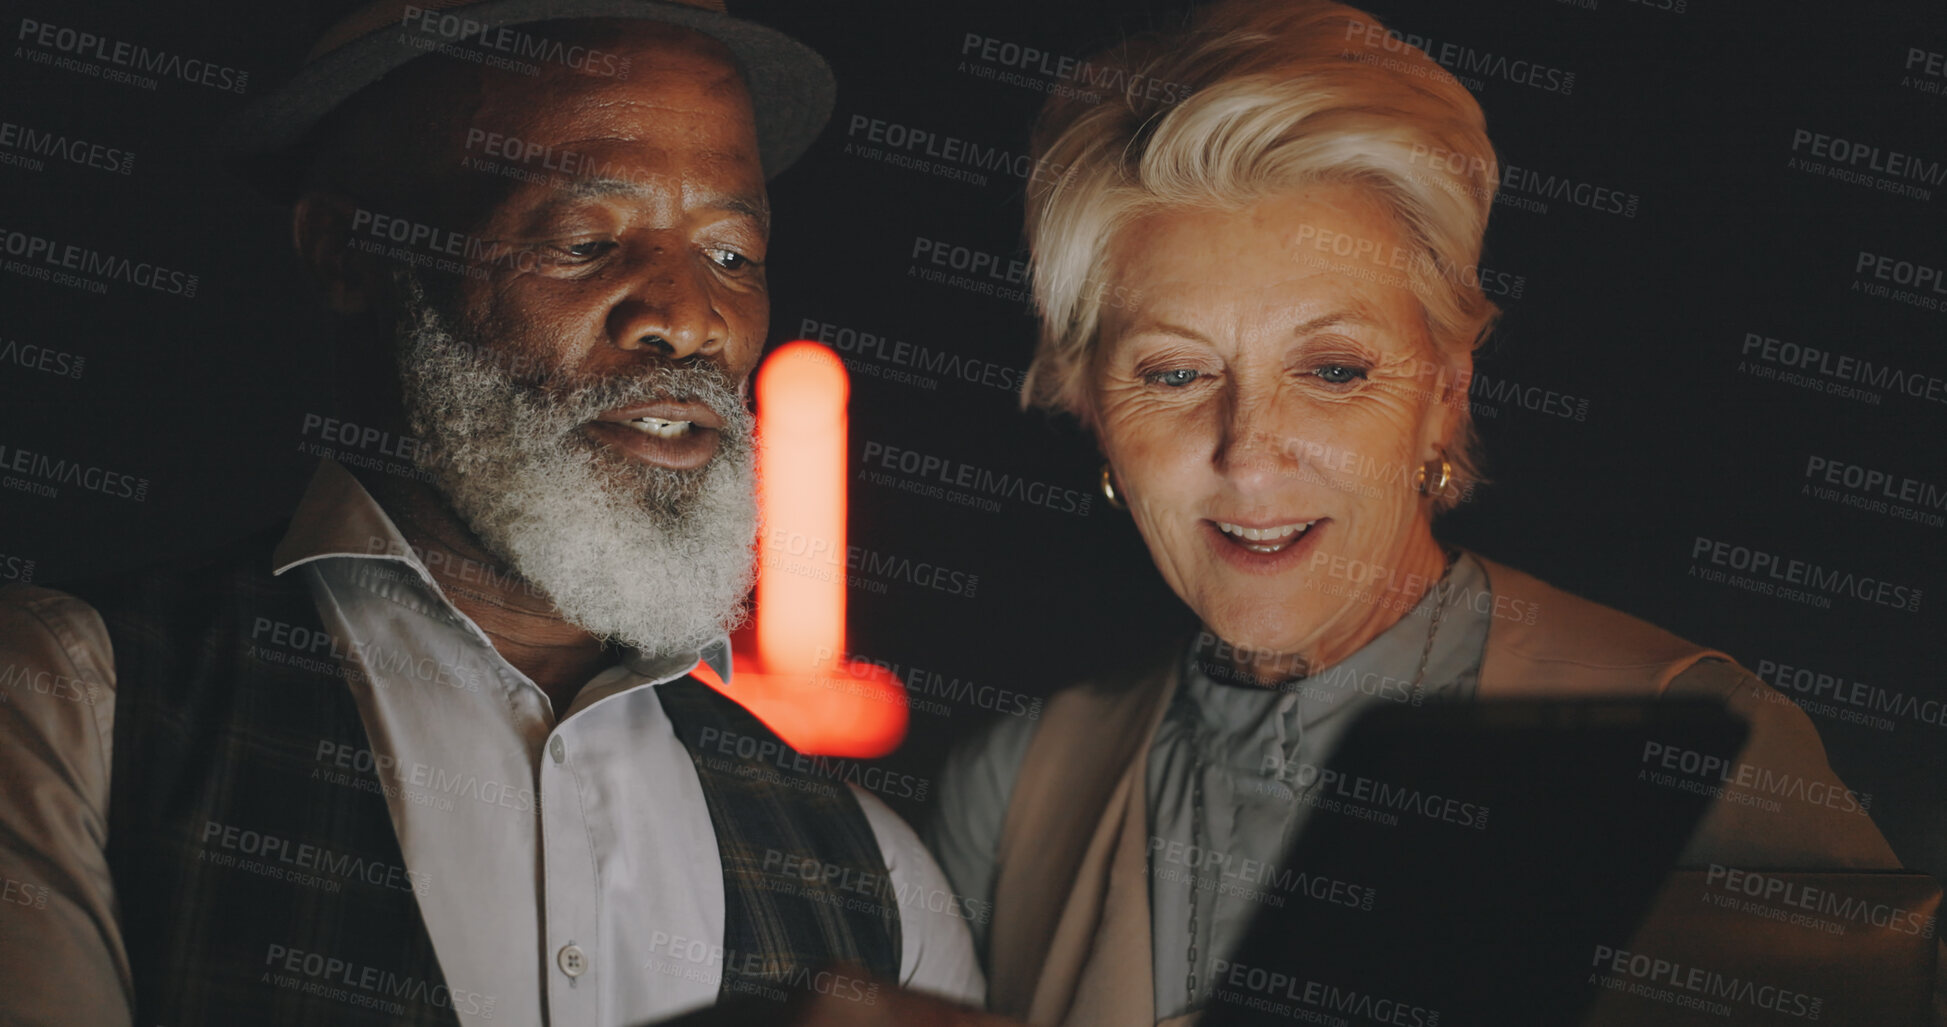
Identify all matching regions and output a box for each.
[1203,517,1329,572]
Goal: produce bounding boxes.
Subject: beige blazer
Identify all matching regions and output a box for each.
[985,554,1905,1027]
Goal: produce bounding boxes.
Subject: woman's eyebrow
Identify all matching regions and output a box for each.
[1289,311,1375,336]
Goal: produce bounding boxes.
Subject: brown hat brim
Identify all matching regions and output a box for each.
[219,0,834,199]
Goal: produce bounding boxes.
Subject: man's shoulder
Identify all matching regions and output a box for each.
[847,785,988,1001]
[0,532,293,726]
[0,581,113,666]
[849,786,934,873]
[6,523,306,702]
[0,580,119,724]
[0,581,101,620]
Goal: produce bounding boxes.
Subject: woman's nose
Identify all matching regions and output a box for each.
[1214,386,1296,489]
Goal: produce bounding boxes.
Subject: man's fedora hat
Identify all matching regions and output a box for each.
[221,0,834,196]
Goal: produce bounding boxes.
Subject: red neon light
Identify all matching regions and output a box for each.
[693,341,907,757]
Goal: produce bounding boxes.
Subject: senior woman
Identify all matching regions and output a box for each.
[925,1,1912,1024]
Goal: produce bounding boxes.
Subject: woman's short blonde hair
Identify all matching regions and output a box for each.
[1022,0,1500,508]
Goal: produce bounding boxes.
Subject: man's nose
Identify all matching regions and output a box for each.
[606,247,727,362]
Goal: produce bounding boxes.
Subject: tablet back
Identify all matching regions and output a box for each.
[1201,698,1747,1027]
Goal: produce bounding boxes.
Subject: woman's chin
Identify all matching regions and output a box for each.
[1195,605,1320,668]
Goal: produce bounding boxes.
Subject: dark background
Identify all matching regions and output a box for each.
[4,0,1943,881]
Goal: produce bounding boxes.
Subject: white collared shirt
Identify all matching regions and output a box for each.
[0,460,982,1026]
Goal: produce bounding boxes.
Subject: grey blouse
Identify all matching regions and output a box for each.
[925,552,1494,1021]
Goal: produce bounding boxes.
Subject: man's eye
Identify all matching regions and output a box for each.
[706,247,752,271]
[557,240,615,261]
[1314,364,1367,385]
[1146,368,1202,387]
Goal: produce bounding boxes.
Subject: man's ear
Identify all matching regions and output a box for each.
[293,191,385,315]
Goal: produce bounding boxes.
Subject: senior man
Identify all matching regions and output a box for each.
[0,2,987,1025]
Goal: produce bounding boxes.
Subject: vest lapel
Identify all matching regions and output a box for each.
[1047,738,1166,1026]
[657,677,903,998]
[86,535,461,1027]
[990,657,1180,1025]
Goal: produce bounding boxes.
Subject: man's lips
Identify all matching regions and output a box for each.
[596,401,725,431]
[585,401,723,471]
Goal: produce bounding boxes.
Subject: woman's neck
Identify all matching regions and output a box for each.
[1217,531,1453,688]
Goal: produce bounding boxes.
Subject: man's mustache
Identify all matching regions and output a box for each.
[539,362,749,434]
[391,267,749,436]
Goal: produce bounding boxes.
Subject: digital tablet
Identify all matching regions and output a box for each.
[1200,697,1749,1027]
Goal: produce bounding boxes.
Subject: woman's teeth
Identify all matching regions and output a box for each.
[1216,520,1316,554]
[628,416,692,439]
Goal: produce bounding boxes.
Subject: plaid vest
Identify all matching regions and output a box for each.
[76,529,899,1026]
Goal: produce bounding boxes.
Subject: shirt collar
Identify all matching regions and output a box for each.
[271,458,424,577]
[1180,551,1490,721]
[269,459,732,687]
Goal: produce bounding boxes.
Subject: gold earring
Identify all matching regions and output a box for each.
[1100,463,1127,510]
[1414,457,1452,496]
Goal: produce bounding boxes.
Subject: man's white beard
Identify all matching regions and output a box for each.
[392,276,758,659]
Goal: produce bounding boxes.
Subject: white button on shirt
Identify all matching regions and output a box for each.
[0,460,983,1027]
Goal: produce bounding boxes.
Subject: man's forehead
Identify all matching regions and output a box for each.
[567,173,761,204]
[547,174,770,225]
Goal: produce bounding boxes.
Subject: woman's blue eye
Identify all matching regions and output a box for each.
[1151,368,1201,387]
[1314,364,1366,385]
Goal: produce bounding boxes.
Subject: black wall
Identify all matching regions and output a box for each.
[4,0,1943,877]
